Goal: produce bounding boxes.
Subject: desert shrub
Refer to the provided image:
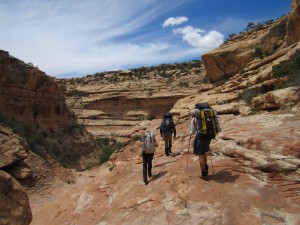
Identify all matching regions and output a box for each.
[97,138,124,164]
[0,114,73,167]
[273,53,300,88]
[147,114,156,121]
[66,122,86,135]
[131,135,141,142]
[0,114,51,156]
[254,47,264,59]
[239,86,269,103]
[179,81,189,88]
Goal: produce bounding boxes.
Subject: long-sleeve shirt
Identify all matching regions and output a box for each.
[189,117,197,136]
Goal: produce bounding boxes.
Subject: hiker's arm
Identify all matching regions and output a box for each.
[173,124,176,138]
[154,138,158,147]
[160,122,163,137]
[189,118,196,135]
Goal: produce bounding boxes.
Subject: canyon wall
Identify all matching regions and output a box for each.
[0,50,71,131]
[60,62,207,140]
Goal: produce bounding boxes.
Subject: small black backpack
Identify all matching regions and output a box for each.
[161,113,174,132]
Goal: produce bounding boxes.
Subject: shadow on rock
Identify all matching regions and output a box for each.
[209,170,240,183]
[151,171,167,182]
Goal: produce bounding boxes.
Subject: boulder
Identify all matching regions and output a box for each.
[0,171,32,225]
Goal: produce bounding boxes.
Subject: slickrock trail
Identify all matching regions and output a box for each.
[29,116,300,225]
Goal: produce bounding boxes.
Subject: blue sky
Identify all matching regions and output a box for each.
[0,0,291,78]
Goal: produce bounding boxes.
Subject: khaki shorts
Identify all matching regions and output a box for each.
[162,132,172,148]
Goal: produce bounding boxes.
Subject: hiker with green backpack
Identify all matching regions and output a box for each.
[189,103,221,179]
[141,129,158,185]
[160,112,176,156]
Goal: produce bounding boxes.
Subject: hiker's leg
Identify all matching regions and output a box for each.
[199,154,206,171]
[148,154,154,177]
[204,139,211,172]
[169,133,173,153]
[142,152,148,182]
[204,154,207,168]
[163,133,170,156]
[205,153,208,171]
[194,135,208,177]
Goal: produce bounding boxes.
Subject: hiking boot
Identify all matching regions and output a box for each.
[144,180,149,185]
[165,148,170,156]
[201,169,208,177]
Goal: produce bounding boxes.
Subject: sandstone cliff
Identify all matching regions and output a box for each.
[202,0,300,83]
[0,50,99,224]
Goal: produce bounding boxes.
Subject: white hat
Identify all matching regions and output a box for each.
[192,108,200,117]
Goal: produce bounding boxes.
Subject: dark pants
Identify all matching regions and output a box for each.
[143,152,154,182]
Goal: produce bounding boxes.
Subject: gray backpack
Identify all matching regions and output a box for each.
[141,131,155,154]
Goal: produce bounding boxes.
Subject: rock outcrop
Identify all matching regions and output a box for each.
[0,170,32,225]
[0,50,71,131]
[0,50,97,168]
[285,0,300,45]
[201,0,300,83]
[0,50,99,225]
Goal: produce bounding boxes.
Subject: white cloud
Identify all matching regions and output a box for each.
[173,26,224,49]
[162,16,189,28]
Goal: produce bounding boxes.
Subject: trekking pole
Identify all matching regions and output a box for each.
[209,149,215,174]
[185,135,191,171]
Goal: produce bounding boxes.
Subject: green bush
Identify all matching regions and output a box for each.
[0,114,47,153]
[147,114,156,121]
[254,47,264,59]
[239,86,269,103]
[97,138,124,164]
[273,53,300,88]
[66,123,86,134]
[178,81,189,88]
[0,113,64,163]
[131,135,141,142]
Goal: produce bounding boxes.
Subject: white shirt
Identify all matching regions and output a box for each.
[189,117,197,135]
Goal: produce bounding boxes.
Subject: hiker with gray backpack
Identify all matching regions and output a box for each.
[189,102,221,179]
[141,129,158,185]
[160,112,176,156]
